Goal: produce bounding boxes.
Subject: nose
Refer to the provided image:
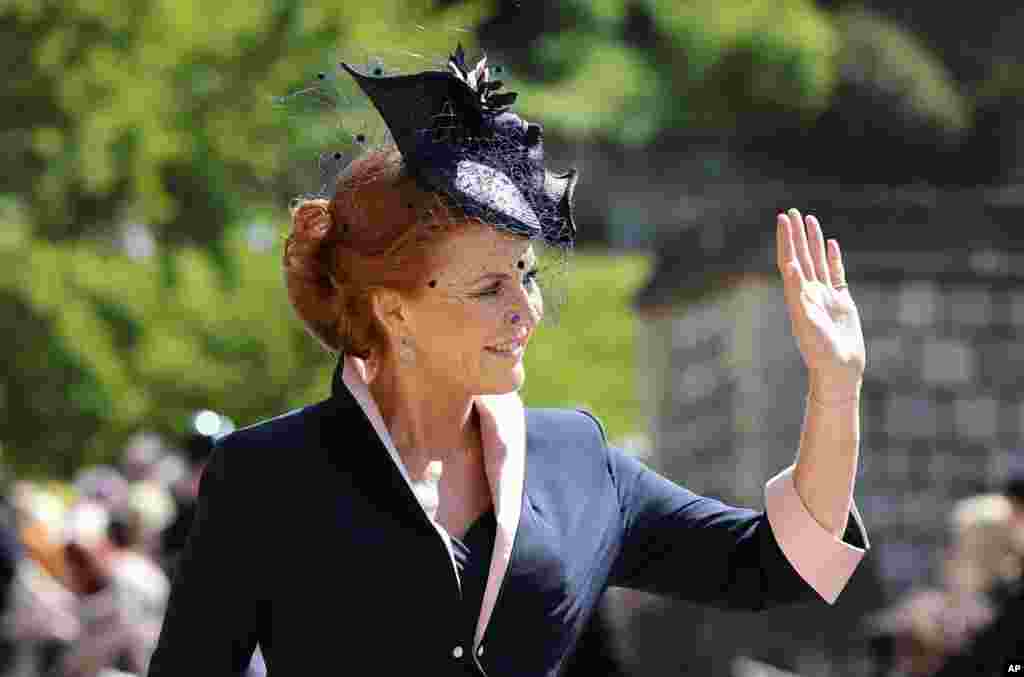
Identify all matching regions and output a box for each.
[507,284,542,327]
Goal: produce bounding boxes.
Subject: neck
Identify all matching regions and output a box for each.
[365,353,481,480]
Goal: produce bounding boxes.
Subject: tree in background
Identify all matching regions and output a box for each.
[479,0,1014,186]
[2,0,494,250]
[479,0,839,145]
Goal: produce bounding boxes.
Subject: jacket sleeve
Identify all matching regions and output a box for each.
[604,442,868,610]
[147,440,263,676]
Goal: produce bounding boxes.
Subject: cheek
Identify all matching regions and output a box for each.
[429,299,502,348]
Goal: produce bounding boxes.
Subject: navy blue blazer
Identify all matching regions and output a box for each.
[147,356,868,677]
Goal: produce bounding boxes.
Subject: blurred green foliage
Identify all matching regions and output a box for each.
[510,0,838,143]
[836,8,969,135]
[0,215,327,477]
[3,0,496,249]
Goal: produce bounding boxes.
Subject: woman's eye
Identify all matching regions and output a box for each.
[476,268,539,297]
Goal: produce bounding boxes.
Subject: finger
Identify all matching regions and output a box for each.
[828,239,847,289]
[788,208,817,282]
[778,213,807,288]
[806,214,831,286]
[775,213,786,273]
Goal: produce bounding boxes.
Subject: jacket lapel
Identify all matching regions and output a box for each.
[334,355,526,651]
[337,355,464,585]
[472,390,526,650]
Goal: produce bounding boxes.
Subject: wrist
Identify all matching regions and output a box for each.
[808,372,863,405]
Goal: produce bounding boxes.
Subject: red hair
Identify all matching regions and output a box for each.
[283,145,473,357]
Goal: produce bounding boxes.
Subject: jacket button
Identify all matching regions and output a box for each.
[452,645,464,659]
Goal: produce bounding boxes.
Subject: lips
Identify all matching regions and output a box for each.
[486,331,529,355]
[488,338,524,352]
[486,331,529,352]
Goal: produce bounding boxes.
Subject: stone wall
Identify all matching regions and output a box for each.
[854,274,1024,592]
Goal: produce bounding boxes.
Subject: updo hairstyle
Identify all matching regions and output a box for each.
[283,145,473,357]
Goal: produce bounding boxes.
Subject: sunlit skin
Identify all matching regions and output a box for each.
[361,221,542,535]
[778,208,866,538]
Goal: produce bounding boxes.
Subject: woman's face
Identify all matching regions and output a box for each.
[393,223,543,396]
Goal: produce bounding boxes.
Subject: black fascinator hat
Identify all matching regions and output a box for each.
[336,44,579,249]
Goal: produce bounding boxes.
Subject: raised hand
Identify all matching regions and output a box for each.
[776,209,866,399]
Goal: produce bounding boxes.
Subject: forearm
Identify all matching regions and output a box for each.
[792,374,862,538]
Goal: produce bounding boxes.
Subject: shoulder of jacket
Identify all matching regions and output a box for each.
[573,407,608,445]
[212,399,333,467]
[524,407,608,446]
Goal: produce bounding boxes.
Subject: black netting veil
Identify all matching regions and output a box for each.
[276,36,576,324]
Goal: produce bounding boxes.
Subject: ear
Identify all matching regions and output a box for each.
[370,287,408,341]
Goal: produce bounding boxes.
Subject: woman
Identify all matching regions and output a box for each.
[147,46,869,676]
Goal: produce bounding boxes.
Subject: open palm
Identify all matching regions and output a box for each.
[777,209,866,392]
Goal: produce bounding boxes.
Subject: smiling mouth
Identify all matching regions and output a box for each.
[485,335,527,356]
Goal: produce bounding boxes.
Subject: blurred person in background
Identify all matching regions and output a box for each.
[929,482,1024,677]
[149,453,186,496]
[148,46,870,676]
[865,585,994,677]
[866,493,1019,677]
[13,483,69,586]
[944,493,1020,607]
[119,433,166,485]
[115,433,177,563]
[54,498,167,677]
[0,477,24,675]
[123,482,174,565]
[105,503,169,649]
[3,481,80,677]
[1005,475,1024,585]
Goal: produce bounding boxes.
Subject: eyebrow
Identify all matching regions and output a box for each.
[470,259,538,285]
